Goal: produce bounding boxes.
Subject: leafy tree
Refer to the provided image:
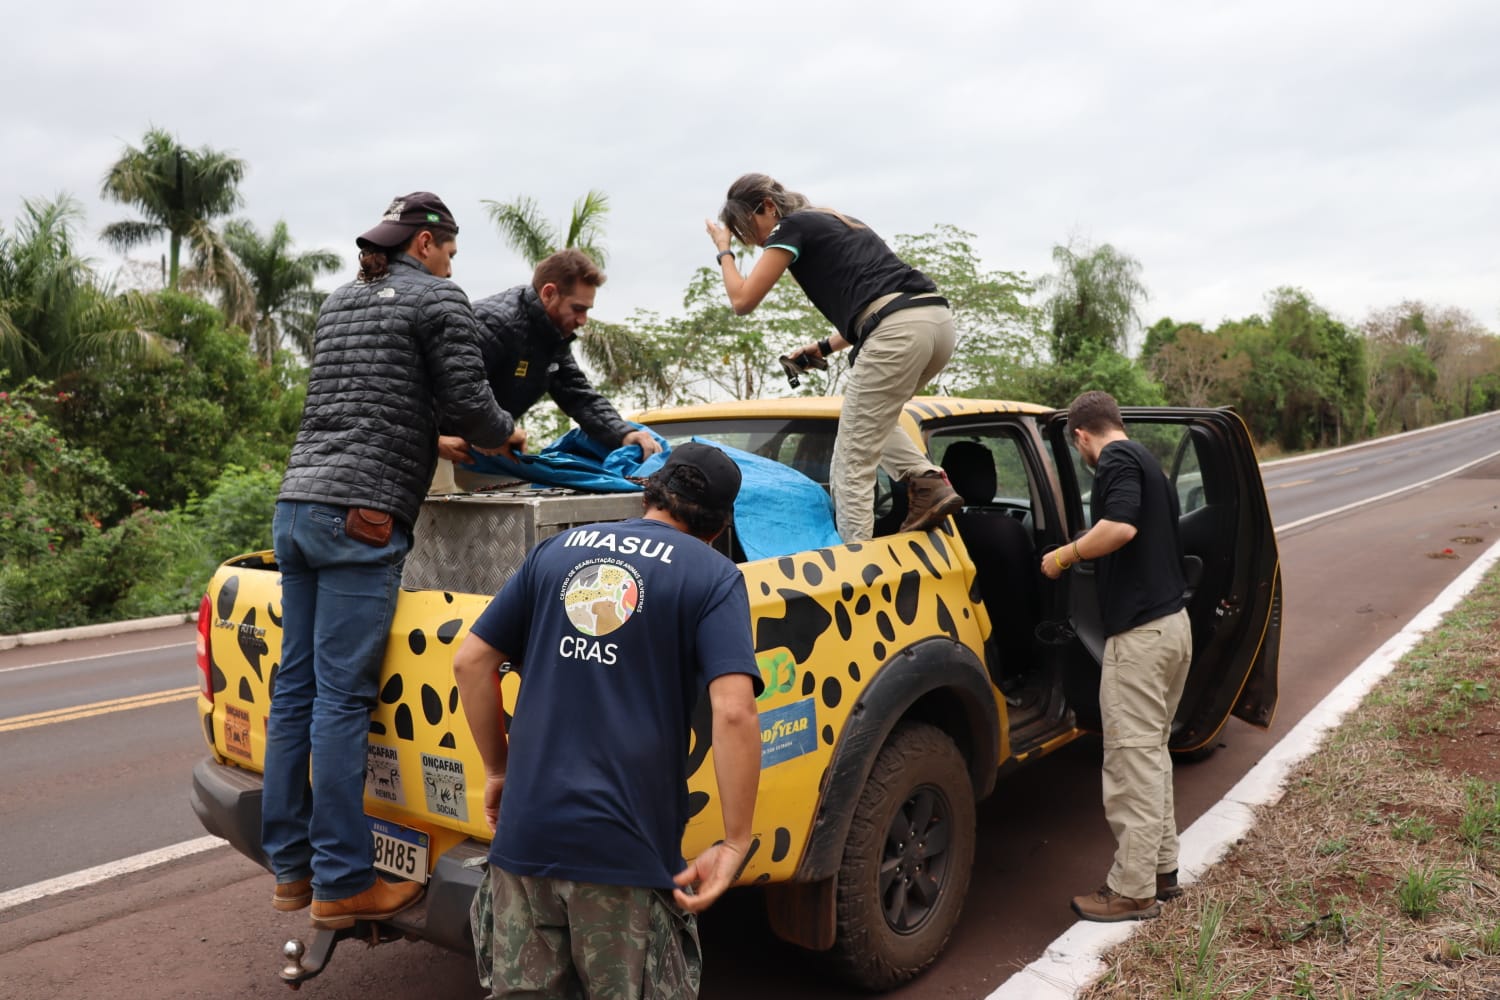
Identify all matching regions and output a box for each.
[1148,322,1251,407]
[1363,301,1495,430]
[99,128,249,309]
[0,379,132,566]
[1020,344,1166,410]
[893,224,1035,398]
[45,292,301,514]
[224,219,341,363]
[1216,290,1366,451]
[0,196,153,383]
[483,189,611,267]
[1037,239,1147,363]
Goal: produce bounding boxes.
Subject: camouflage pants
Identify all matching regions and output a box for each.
[471,864,701,999]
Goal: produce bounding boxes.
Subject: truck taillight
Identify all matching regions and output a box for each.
[196,592,213,702]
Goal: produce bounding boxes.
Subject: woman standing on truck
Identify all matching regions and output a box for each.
[706,173,962,542]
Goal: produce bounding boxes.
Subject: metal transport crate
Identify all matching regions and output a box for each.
[403,486,646,598]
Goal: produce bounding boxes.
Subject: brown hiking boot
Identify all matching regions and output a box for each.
[1071,885,1161,922]
[310,878,423,929]
[272,876,313,912]
[1157,870,1183,902]
[900,470,963,532]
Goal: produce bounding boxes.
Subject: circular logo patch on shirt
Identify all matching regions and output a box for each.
[561,559,643,637]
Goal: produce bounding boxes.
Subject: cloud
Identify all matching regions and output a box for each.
[4,0,1497,334]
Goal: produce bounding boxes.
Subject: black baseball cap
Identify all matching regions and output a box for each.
[357,191,459,250]
[650,442,742,511]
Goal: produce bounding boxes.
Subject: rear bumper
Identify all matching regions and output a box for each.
[189,756,485,953]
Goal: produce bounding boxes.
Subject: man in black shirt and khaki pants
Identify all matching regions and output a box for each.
[1041,390,1193,922]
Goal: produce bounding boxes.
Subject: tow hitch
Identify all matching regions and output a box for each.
[279,921,406,989]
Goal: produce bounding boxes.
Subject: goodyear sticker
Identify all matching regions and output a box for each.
[420,752,468,822]
[223,704,251,760]
[759,698,817,768]
[366,743,405,806]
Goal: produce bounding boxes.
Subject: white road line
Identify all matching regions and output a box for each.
[0,835,226,912]
[1273,447,1500,534]
[988,535,1500,999]
[0,641,194,675]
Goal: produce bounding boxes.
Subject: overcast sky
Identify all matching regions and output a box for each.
[7,0,1498,338]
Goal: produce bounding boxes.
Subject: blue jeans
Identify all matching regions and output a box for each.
[262,500,411,901]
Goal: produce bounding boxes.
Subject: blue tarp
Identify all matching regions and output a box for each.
[462,427,841,560]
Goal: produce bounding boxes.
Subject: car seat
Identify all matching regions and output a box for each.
[941,440,997,506]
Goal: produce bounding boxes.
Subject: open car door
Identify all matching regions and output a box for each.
[1046,407,1281,754]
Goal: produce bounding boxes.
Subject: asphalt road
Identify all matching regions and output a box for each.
[2,415,1498,999]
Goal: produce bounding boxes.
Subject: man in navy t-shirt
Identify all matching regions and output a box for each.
[453,442,762,998]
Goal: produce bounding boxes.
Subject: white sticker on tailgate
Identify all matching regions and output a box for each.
[368,817,428,884]
[366,743,405,805]
[420,752,469,822]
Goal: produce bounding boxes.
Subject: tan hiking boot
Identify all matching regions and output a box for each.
[900,470,963,532]
[1071,885,1161,922]
[272,876,313,912]
[310,878,423,929]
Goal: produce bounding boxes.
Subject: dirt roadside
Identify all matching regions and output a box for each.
[1080,564,1500,999]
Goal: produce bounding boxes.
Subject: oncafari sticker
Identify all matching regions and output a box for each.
[366,743,405,806]
[759,698,818,768]
[420,752,468,822]
[223,704,251,760]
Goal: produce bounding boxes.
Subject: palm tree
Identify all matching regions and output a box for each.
[0,195,152,383]
[1037,240,1148,363]
[482,189,657,394]
[223,219,341,364]
[482,189,610,267]
[99,128,247,295]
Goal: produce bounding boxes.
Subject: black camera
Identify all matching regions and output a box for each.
[778,350,828,388]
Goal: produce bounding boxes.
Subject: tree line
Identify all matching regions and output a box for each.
[1,128,1497,631]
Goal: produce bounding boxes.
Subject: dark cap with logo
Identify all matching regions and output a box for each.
[357,192,459,250]
[650,442,741,511]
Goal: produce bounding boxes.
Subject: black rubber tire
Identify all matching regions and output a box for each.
[827,722,977,991]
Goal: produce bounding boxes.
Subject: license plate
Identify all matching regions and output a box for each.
[368,817,429,884]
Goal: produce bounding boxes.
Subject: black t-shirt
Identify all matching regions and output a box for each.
[1090,439,1187,636]
[764,210,936,342]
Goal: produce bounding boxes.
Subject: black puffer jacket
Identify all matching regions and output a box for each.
[470,285,631,448]
[279,256,513,527]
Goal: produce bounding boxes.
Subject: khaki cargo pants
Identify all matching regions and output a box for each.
[1101,608,1193,901]
[829,295,956,542]
[471,862,701,999]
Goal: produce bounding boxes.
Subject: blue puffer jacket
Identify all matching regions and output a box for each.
[279,255,513,527]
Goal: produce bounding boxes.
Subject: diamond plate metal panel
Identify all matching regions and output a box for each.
[402,490,646,597]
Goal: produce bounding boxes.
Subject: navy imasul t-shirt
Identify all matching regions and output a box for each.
[1090,439,1187,636]
[469,517,760,888]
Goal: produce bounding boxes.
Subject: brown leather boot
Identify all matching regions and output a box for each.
[1071,885,1161,922]
[272,876,312,912]
[310,878,424,929]
[900,470,963,532]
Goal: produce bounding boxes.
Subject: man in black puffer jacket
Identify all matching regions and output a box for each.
[437,249,661,466]
[265,192,517,931]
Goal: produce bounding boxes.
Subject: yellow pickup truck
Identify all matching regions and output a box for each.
[190,397,1281,990]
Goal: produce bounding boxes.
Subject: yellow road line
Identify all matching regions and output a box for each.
[1267,478,1314,490]
[0,686,198,733]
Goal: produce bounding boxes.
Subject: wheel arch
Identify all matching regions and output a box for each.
[792,636,1000,883]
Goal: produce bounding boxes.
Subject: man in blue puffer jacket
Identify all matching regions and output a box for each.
[266,191,518,929]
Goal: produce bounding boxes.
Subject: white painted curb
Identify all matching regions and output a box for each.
[0,612,196,652]
[988,536,1500,999]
